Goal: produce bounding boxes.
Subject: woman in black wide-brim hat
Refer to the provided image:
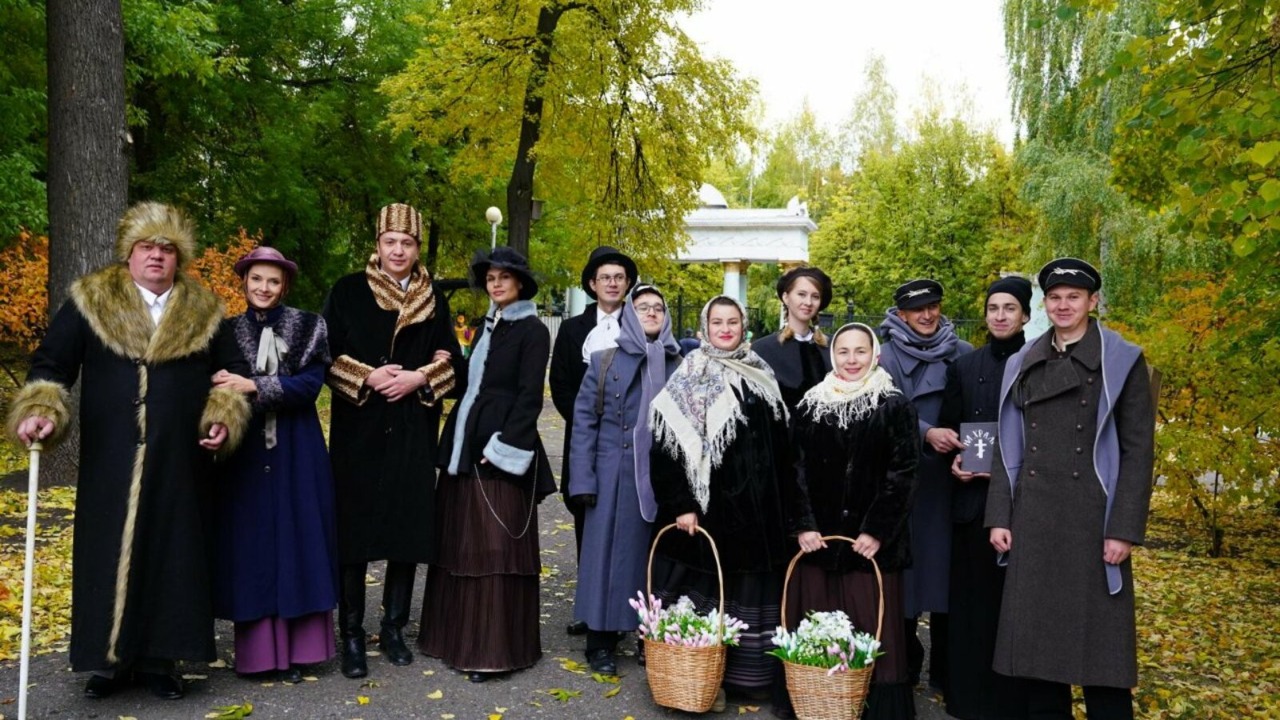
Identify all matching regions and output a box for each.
[418,246,556,682]
[210,246,339,683]
[752,266,834,412]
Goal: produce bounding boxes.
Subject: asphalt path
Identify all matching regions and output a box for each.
[0,404,950,719]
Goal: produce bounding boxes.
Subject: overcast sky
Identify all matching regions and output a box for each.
[679,0,1015,146]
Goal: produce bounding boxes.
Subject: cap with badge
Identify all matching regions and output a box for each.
[1037,258,1101,293]
[893,278,944,310]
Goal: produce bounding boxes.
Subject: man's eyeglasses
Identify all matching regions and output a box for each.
[634,303,666,315]
[595,273,627,285]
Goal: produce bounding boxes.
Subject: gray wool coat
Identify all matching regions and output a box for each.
[985,321,1154,688]
[878,334,973,616]
[569,347,680,631]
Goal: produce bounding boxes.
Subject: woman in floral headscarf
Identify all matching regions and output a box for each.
[785,322,919,719]
[648,295,794,708]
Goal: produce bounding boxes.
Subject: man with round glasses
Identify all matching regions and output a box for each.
[549,246,638,636]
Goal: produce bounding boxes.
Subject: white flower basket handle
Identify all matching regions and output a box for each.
[781,535,884,645]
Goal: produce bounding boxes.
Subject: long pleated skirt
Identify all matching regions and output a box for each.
[649,554,783,690]
[784,563,914,720]
[418,471,542,673]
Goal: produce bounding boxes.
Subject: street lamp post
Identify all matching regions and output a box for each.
[485,206,503,249]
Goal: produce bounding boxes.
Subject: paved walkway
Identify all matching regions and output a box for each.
[0,404,951,719]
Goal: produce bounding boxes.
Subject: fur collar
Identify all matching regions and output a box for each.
[364,254,437,345]
[493,299,537,323]
[70,264,223,363]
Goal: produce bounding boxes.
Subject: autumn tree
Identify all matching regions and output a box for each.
[1120,271,1280,556]
[838,53,899,169]
[1104,0,1280,266]
[383,0,758,265]
[810,107,1028,318]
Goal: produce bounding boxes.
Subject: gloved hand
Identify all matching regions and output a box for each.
[572,493,597,509]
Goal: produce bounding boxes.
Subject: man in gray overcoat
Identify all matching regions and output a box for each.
[986,258,1154,719]
[877,278,973,690]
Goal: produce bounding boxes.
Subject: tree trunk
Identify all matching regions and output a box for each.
[505,4,565,258]
[45,0,129,483]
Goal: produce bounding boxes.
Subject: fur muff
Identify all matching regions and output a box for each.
[115,201,198,268]
[200,387,252,459]
[6,379,71,448]
[71,265,223,363]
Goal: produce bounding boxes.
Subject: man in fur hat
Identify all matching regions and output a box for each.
[548,245,637,637]
[8,201,253,700]
[322,202,464,679]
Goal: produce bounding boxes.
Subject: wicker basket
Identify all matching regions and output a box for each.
[641,523,727,713]
[780,535,883,720]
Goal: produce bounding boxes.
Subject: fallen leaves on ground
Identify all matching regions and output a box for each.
[0,486,74,660]
[1130,491,1280,718]
[554,656,588,674]
[540,687,582,702]
[205,702,253,719]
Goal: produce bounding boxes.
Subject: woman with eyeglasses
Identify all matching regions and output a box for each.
[418,247,556,683]
[567,285,682,675]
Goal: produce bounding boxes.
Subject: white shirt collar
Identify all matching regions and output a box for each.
[135,283,173,325]
[794,329,814,342]
[595,305,621,323]
[135,283,173,307]
[380,269,412,291]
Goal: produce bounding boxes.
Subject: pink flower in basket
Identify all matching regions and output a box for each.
[629,591,747,648]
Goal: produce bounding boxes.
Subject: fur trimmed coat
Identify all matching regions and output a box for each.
[322,263,464,565]
[211,306,339,623]
[437,302,555,498]
[6,265,251,671]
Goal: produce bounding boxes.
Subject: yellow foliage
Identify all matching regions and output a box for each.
[188,228,259,318]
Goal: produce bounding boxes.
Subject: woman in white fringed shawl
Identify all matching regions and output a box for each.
[647,295,796,701]
[785,322,919,719]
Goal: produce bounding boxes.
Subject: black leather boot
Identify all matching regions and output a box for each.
[339,563,369,678]
[379,561,415,666]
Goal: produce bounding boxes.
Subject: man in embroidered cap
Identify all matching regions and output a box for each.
[986,257,1154,718]
[9,201,252,700]
[322,202,465,678]
[877,276,973,691]
[549,245,637,636]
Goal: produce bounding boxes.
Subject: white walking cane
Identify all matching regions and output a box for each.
[19,440,42,720]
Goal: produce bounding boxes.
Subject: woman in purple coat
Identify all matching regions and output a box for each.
[568,285,681,675]
[211,247,339,682]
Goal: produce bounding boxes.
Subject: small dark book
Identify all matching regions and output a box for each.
[959,422,999,474]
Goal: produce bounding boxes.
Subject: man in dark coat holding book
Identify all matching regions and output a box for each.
[323,203,464,678]
[986,258,1155,719]
[548,245,636,636]
[938,275,1031,719]
[8,202,252,701]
